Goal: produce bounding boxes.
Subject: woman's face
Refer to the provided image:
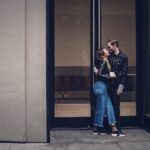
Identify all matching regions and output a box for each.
[103,48,110,57]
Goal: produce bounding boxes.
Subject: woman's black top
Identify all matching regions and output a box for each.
[94,58,110,84]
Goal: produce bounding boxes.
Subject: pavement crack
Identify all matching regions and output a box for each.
[9,144,13,150]
[116,142,124,150]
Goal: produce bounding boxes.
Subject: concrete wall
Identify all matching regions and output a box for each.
[25,0,46,142]
[0,0,46,142]
[0,0,26,142]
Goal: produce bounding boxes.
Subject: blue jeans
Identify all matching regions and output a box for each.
[93,81,116,127]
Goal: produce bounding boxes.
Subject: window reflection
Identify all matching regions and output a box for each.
[54,0,91,117]
[101,0,136,116]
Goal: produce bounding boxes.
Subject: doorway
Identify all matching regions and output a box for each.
[48,0,137,128]
[101,0,137,126]
[53,0,92,127]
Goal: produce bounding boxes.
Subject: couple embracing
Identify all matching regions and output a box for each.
[93,39,128,137]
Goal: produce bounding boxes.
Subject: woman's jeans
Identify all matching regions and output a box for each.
[93,81,116,127]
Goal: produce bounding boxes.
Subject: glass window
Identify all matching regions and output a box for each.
[101,0,136,116]
[54,0,91,117]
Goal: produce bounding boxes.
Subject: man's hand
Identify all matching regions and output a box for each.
[110,72,116,78]
[117,84,124,95]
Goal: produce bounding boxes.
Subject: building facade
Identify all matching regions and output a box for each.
[0,0,149,142]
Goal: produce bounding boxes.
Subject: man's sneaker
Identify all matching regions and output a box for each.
[93,126,107,135]
[111,130,126,137]
[118,130,126,137]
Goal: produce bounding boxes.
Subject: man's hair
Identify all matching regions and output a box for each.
[107,39,119,47]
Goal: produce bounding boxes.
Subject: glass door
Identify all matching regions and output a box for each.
[101,0,137,126]
[52,0,137,128]
[54,0,91,127]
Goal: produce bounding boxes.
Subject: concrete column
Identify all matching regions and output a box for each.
[0,0,26,141]
[25,0,47,142]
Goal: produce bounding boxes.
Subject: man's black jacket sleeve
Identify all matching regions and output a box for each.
[120,55,128,85]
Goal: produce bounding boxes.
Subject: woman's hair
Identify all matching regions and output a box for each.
[96,48,111,70]
[96,48,105,60]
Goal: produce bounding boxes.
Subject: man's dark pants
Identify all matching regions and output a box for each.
[109,84,121,130]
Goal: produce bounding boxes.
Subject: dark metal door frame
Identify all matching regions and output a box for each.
[46,0,54,143]
[136,0,150,132]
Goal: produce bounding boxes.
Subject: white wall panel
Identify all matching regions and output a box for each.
[0,0,26,141]
[25,0,47,142]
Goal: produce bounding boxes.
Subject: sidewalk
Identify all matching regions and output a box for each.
[0,129,150,150]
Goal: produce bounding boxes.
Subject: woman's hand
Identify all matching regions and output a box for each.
[94,67,98,75]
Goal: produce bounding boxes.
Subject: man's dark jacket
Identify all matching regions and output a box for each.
[108,50,128,87]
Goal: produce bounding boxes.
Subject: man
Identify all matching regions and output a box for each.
[107,39,128,136]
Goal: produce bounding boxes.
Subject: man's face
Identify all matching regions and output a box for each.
[107,42,115,53]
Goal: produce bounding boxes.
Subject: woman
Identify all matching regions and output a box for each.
[93,48,120,136]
